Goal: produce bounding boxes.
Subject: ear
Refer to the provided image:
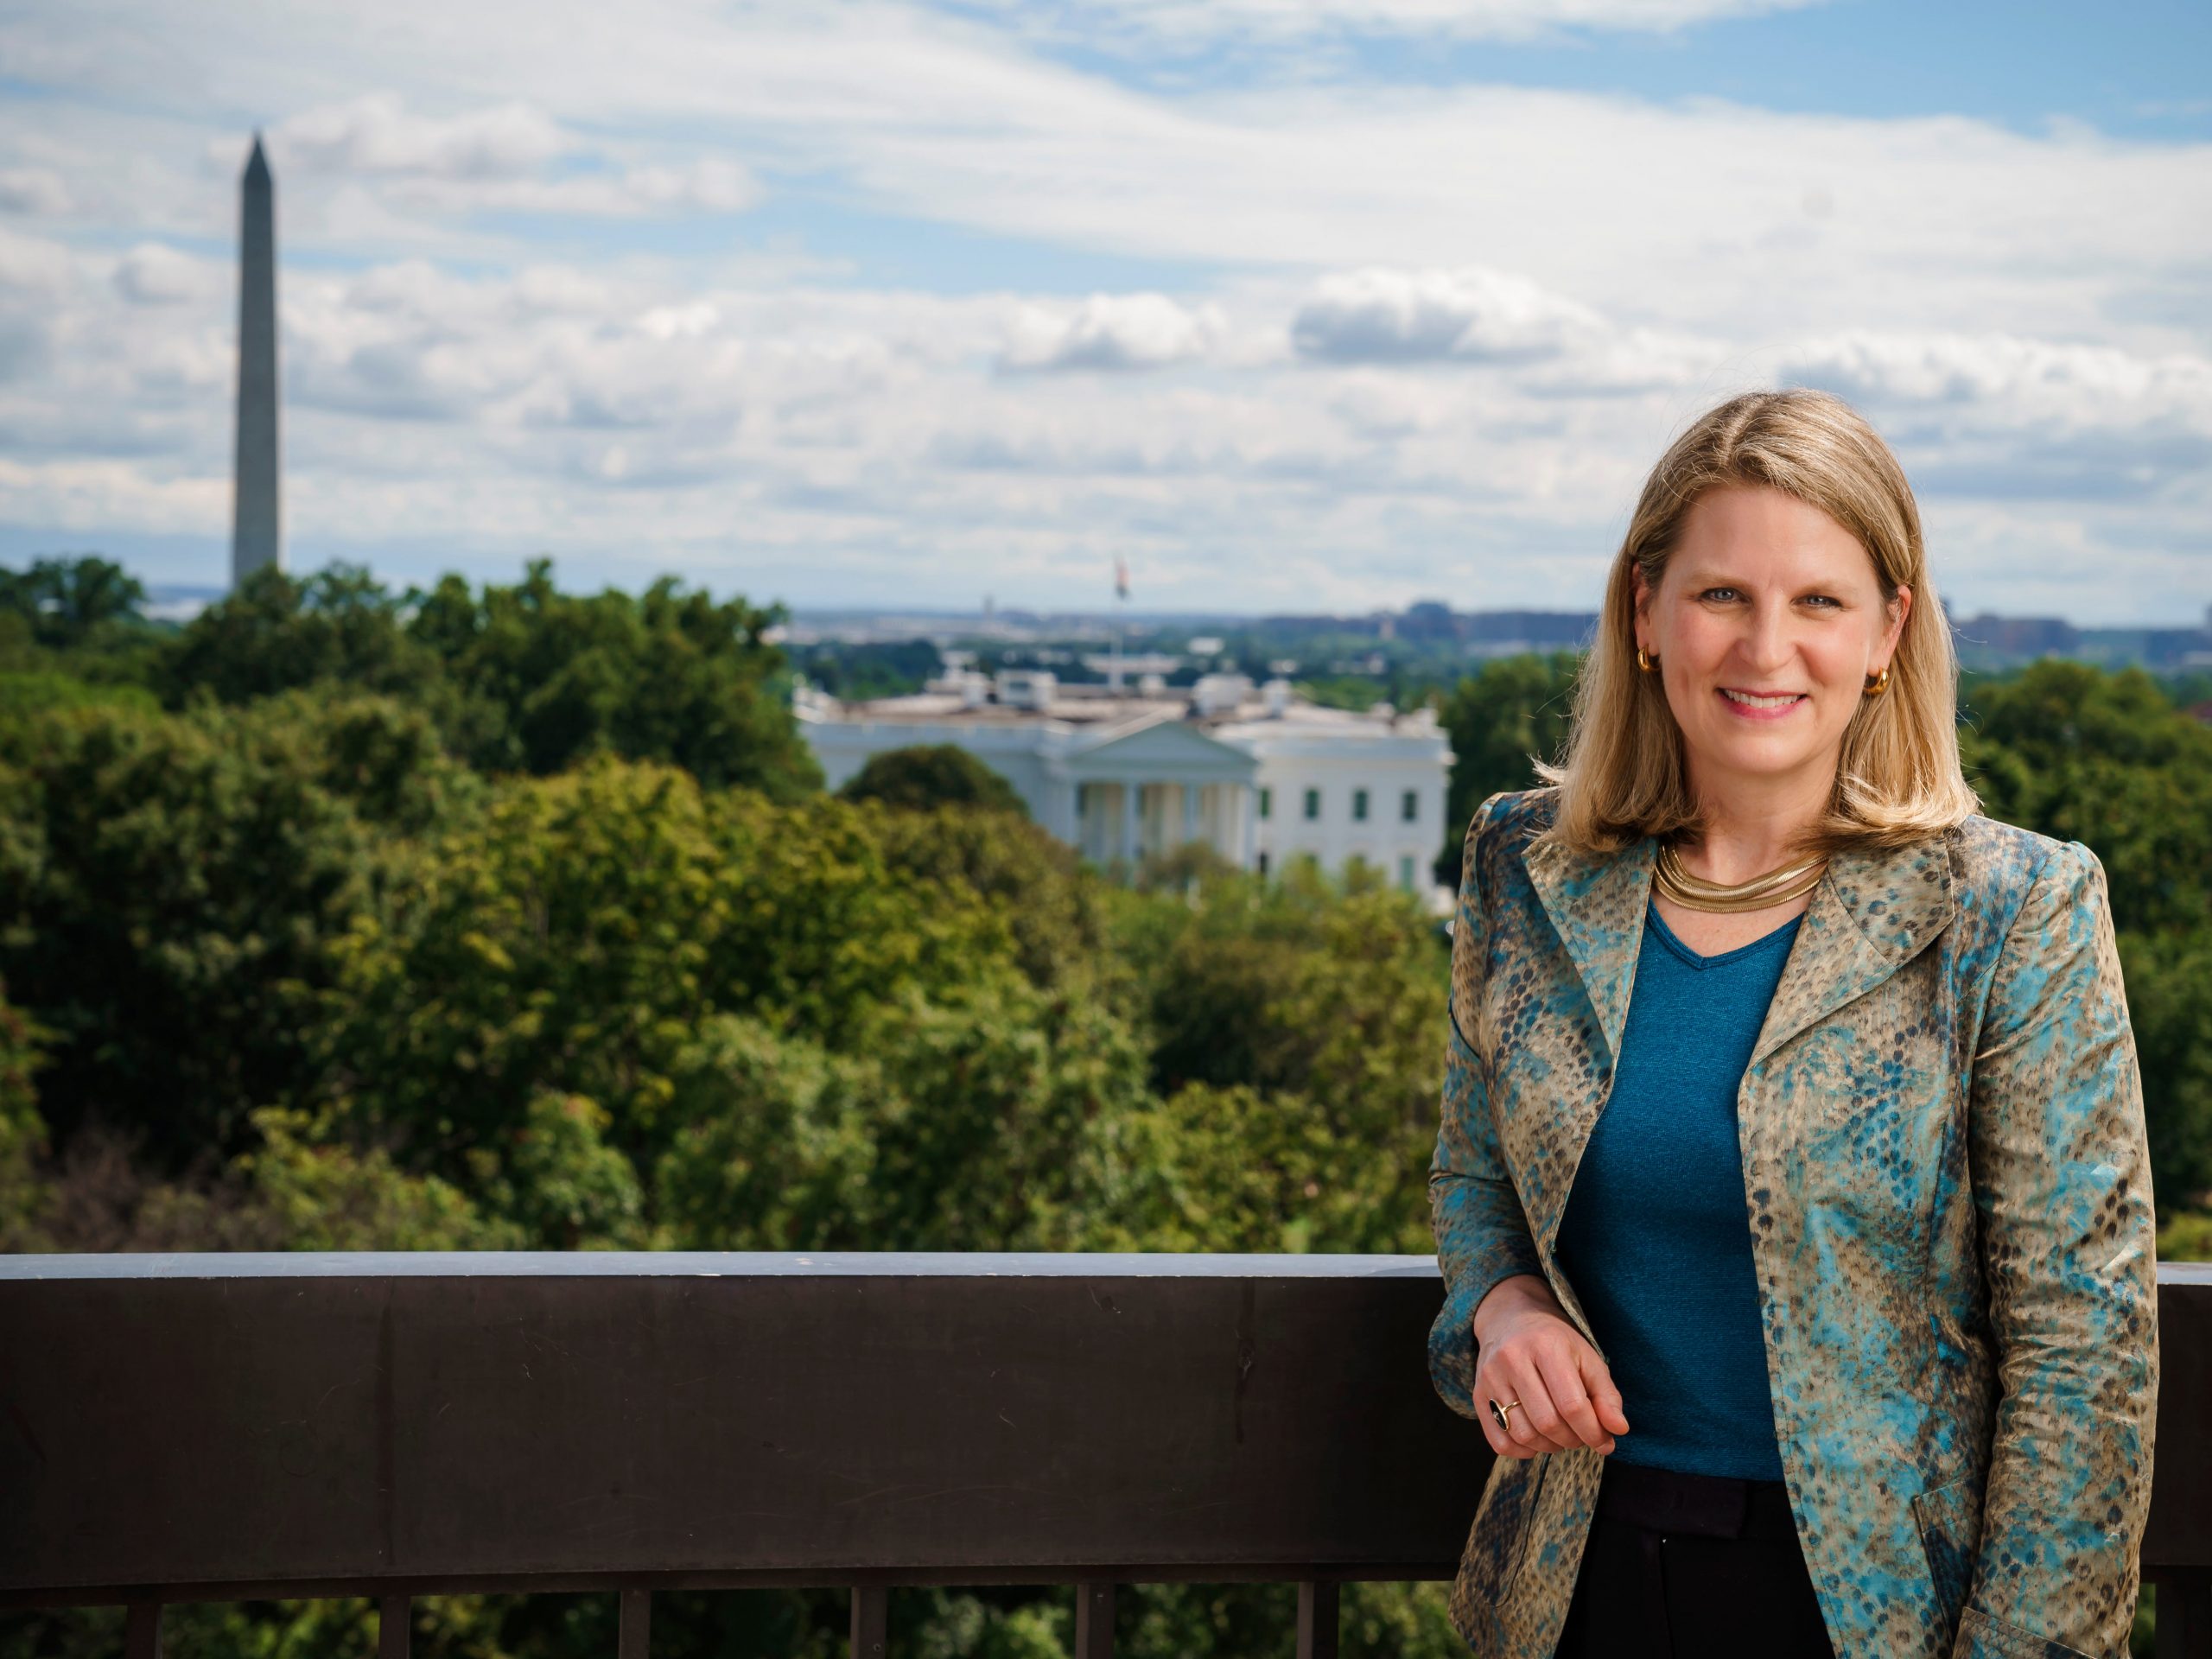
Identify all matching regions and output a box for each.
[1884,583,1913,659]
[1630,563,1654,649]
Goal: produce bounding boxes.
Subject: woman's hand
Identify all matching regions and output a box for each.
[1470,1273,1630,1459]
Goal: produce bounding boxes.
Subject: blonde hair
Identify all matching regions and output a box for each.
[1532,388,1978,856]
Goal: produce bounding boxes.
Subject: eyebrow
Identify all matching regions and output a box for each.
[1676,569,1846,594]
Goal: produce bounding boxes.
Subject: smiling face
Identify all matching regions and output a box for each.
[1633,483,1910,807]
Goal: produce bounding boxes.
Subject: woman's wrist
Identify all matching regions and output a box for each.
[1471,1271,1561,1346]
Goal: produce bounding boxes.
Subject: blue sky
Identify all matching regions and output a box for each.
[1122,1,2212,142]
[0,0,2204,621]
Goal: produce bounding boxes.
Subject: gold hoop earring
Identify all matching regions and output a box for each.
[1864,664,1891,696]
[1637,646,1660,674]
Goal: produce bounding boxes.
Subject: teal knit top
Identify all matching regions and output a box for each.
[1553,900,1802,1482]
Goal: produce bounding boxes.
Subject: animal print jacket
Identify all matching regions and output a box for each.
[1427,786,2158,1658]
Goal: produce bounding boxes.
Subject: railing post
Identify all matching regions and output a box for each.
[1074,1581,1115,1659]
[124,1602,161,1659]
[618,1589,651,1659]
[1296,1581,1338,1659]
[851,1586,887,1659]
[378,1594,410,1659]
[2154,1569,2212,1659]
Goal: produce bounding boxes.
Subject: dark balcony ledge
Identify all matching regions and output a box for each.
[1,1254,2205,1655]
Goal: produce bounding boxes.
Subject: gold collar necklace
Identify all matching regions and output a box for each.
[1653,838,1827,914]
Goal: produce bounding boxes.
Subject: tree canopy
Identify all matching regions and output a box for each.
[838,741,1031,815]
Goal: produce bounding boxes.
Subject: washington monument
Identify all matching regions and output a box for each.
[232,133,281,582]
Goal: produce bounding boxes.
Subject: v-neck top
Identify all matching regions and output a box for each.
[1552,899,1803,1482]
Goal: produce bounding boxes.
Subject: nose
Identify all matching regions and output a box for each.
[1738,595,1795,677]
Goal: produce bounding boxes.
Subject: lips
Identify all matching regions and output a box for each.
[1719,688,1807,709]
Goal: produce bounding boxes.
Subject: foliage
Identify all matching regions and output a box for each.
[1101,857,1449,1254]
[2158,1208,2212,1263]
[0,986,49,1251]
[869,802,1103,989]
[838,741,1030,816]
[1434,652,1581,878]
[160,559,823,797]
[2118,931,2212,1211]
[1959,660,2212,936]
[160,563,441,708]
[0,554,147,649]
[0,690,474,1167]
[405,560,818,794]
[308,760,1046,1243]
[788,637,942,701]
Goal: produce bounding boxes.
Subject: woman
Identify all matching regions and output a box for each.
[1426,389,2158,1659]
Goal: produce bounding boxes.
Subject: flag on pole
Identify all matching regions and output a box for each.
[1114,556,1129,600]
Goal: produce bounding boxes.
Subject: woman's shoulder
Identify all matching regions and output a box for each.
[1464,785,1560,849]
[1944,810,2089,900]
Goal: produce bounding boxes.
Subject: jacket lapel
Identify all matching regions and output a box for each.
[1522,832,1656,1066]
[1520,824,1956,1071]
[1751,834,1955,1066]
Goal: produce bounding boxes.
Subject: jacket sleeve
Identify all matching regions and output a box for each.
[1426,791,1546,1421]
[1959,840,2158,1659]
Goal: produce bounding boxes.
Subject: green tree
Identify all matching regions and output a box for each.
[2116,931,2212,1212]
[156,560,823,799]
[1102,859,1450,1255]
[0,985,51,1250]
[869,803,1102,990]
[405,561,821,796]
[1960,659,2212,936]
[309,760,1024,1239]
[0,554,147,648]
[653,981,1155,1254]
[1435,652,1581,879]
[159,563,442,709]
[0,691,472,1168]
[838,743,1028,816]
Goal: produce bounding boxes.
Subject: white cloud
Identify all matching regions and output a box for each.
[257,94,758,220]
[0,226,71,295]
[0,166,70,215]
[383,156,759,218]
[111,242,223,306]
[1775,331,2212,429]
[1290,266,1606,364]
[270,93,569,179]
[1000,292,1223,370]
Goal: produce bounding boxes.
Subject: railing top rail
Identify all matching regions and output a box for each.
[0,1249,1466,1282]
[4,1251,2207,1285]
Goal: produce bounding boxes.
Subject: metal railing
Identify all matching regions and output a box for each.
[1,1253,2205,1656]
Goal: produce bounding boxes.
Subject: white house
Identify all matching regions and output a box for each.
[795,669,1456,907]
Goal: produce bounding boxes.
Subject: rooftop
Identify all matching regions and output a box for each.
[798,670,1444,741]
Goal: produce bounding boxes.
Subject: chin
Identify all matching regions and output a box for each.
[1696,733,1827,779]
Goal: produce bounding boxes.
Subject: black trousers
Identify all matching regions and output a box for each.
[1554,1458,1837,1658]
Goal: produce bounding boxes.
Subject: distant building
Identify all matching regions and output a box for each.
[1947,610,2077,665]
[796,670,1454,906]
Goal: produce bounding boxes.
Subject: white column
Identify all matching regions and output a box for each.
[1046,774,1074,845]
[1122,780,1141,867]
[1241,781,1259,871]
[1181,780,1199,849]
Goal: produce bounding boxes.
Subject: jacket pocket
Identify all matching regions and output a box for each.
[1910,1470,1986,1621]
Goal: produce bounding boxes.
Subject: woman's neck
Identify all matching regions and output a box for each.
[1678,760,1833,880]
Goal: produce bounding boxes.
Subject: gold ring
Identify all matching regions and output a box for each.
[1488,1396,1522,1433]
